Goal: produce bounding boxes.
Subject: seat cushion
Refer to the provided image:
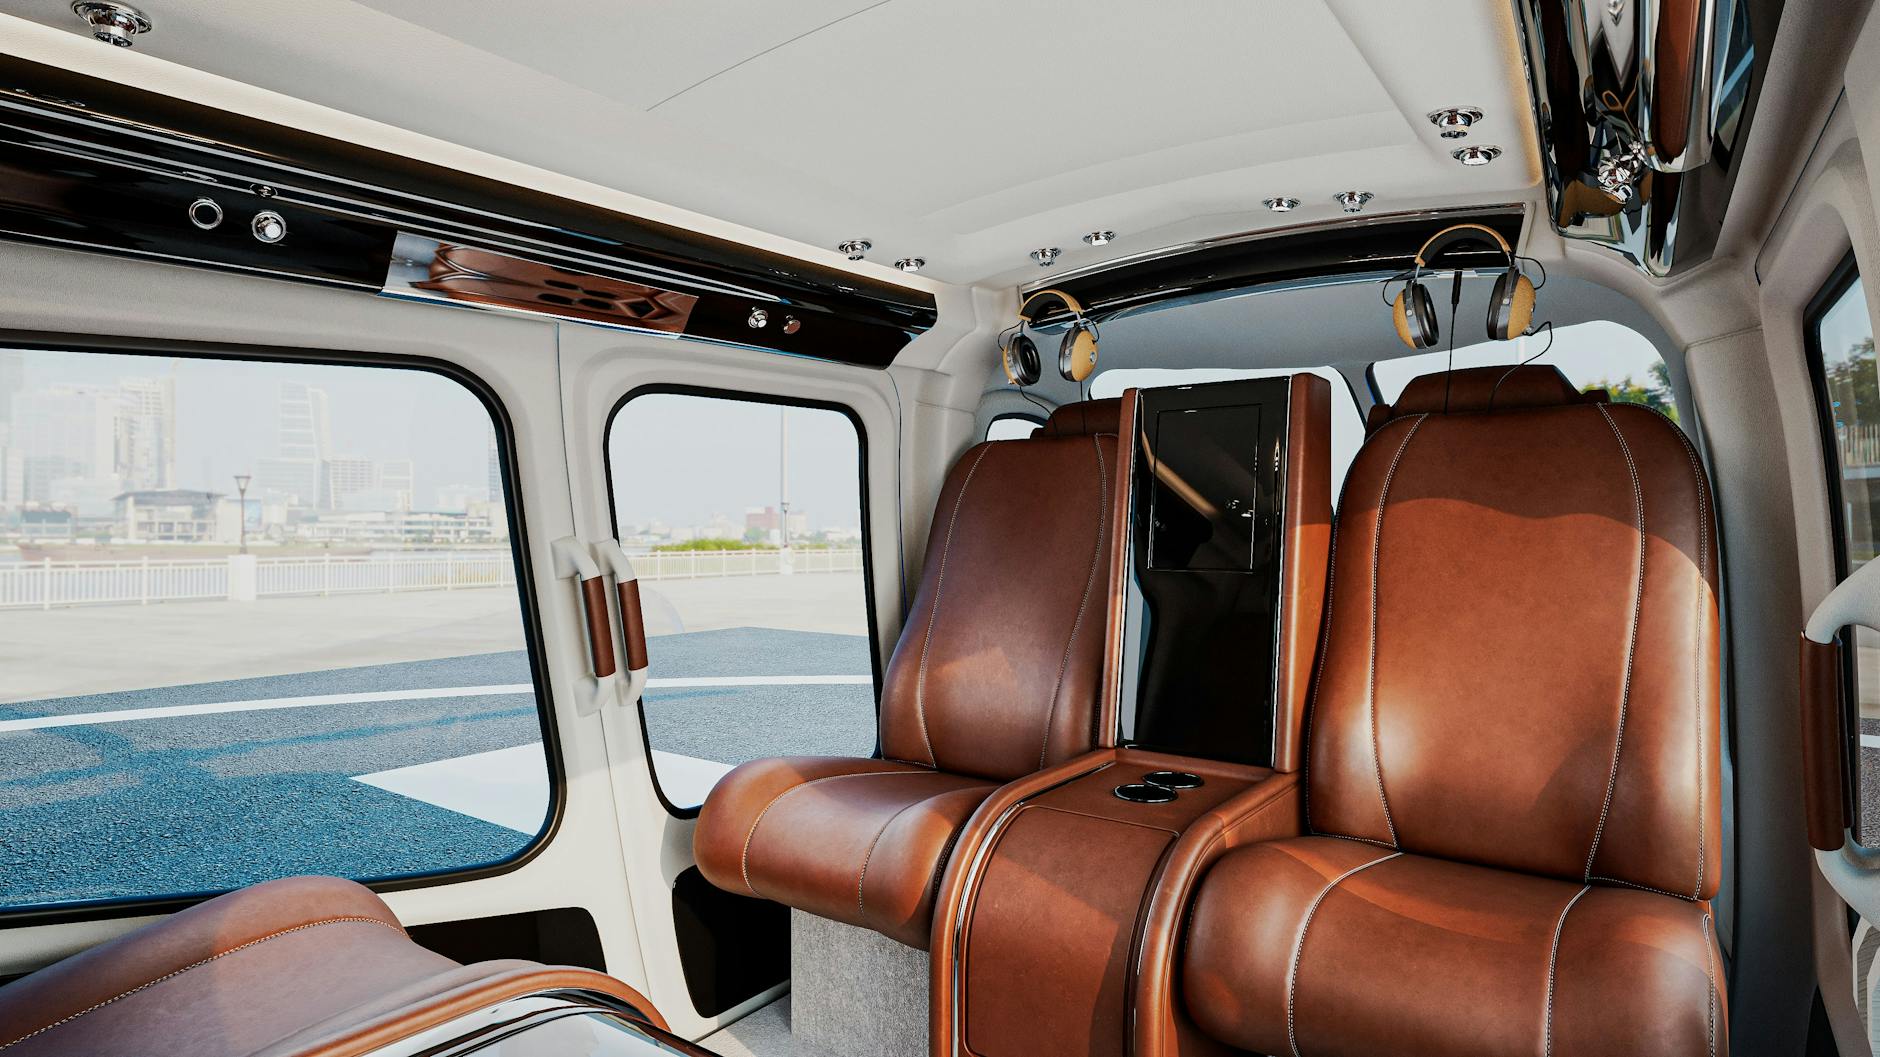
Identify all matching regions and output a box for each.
[0,875,663,1057]
[1182,837,1725,1057]
[694,757,997,949]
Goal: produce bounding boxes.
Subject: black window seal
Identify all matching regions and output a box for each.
[0,331,568,930]
[1802,250,1869,845]
[601,383,883,820]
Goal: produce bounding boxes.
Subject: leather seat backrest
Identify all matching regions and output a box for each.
[878,403,1117,781]
[1310,365,1720,898]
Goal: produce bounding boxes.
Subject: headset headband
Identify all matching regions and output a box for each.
[1017,288,1088,324]
[1412,223,1515,270]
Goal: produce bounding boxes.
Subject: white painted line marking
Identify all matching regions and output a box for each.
[1863,733,1880,749]
[647,675,871,688]
[350,746,740,832]
[0,684,534,734]
[0,675,869,733]
[355,744,549,835]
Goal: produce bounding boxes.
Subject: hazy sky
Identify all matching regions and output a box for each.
[14,350,491,503]
[609,393,863,533]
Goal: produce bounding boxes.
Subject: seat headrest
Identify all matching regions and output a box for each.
[1037,398,1122,437]
[1387,365,1596,418]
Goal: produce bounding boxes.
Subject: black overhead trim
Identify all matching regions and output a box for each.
[1022,209,1525,326]
[0,56,935,367]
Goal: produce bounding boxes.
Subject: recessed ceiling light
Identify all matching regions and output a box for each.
[1031,247,1061,267]
[1334,191,1374,213]
[894,257,925,273]
[837,238,872,261]
[72,1,151,47]
[1428,107,1484,139]
[1451,145,1503,167]
[1262,197,1300,213]
[1083,230,1116,246]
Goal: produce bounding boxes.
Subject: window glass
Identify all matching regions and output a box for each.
[0,348,551,911]
[1810,263,1880,842]
[606,392,876,812]
[986,414,1043,442]
[1370,321,1676,420]
[1091,366,1365,499]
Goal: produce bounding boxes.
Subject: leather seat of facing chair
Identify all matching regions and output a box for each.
[693,400,1119,949]
[1180,366,1727,1057]
[0,875,665,1057]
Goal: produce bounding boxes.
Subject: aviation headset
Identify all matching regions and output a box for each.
[1388,223,1538,349]
[1003,288,1101,386]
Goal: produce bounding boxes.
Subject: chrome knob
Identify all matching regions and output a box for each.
[747,308,769,329]
[250,211,287,244]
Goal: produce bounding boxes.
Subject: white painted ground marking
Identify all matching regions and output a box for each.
[1863,733,1880,749]
[350,745,736,832]
[0,675,869,733]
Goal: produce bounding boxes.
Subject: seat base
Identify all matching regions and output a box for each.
[1182,836,1725,1057]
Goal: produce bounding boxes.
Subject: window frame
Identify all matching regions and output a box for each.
[985,412,1045,441]
[0,332,568,927]
[1802,251,1869,843]
[601,383,884,819]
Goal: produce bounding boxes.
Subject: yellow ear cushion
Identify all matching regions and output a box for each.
[1506,274,1536,337]
[1392,291,1417,349]
[1064,327,1099,382]
[1002,341,1020,386]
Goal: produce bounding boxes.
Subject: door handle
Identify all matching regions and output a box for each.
[551,536,620,715]
[596,540,650,707]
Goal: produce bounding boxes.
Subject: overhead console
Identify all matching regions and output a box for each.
[0,57,934,367]
[932,377,1331,1057]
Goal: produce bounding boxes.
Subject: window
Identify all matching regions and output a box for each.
[1091,366,1365,499]
[605,390,877,813]
[1370,321,1677,420]
[986,414,1043,442]
[0,347,553,912]
[1807,255,1880,842]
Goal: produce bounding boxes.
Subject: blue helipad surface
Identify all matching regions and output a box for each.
[0,628,873,910]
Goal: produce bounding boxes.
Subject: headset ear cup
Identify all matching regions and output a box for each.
[1004,334,1040,387]
[1404,283,1438,349]
[1486,270,1537,340]
[1058,325,1099,383]
[1392,290,1416,349]
[1507,273,1536,338]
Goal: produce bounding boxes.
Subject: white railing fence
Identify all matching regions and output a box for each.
[0,548,862,610]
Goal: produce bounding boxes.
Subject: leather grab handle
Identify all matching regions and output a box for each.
[581,575,618,679]
[1800,635,1849,851]
[618,578,649,672]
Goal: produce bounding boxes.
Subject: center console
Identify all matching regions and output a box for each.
[931,377,1333,1057]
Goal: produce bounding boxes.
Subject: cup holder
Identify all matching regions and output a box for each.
[1113,782,1178,804]
[1143,770,1204,790]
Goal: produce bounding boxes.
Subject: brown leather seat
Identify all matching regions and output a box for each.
[0,875,662,1057]
[694,400,1119,949]
[1181,366,1725,1057]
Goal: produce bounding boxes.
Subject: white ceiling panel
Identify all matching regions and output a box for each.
[0,0,1542,286]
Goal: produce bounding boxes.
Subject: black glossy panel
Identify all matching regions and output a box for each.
[1121,378,1291,766]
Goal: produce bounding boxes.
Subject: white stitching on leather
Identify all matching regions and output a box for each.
[1543,885,1592,1057]
[1367,415,1426,848]
[1586,404,1644,882]
[0,916,402,1051]
[1586,874,1693,900]
[1702,912,1719,1057]
[914,445,993,769]
[740,769,908,897]
[856,795,932,921]
[1286,851,1400,1057]
[1037,436,1109,769]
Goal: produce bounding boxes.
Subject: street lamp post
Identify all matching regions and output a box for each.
[233,474,252,555]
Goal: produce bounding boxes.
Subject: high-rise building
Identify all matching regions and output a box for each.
[323,456,375,509]
[486,429,501,503]
[260,381,331,507]
[8,385,116,508]
[115,376,176,491]
[0,350,24,431]
[374,458,415,511]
